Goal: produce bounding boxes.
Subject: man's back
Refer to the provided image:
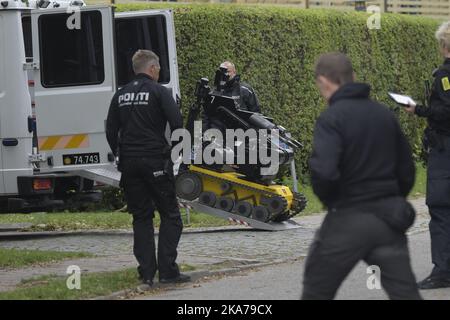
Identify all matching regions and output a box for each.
[309,83,415,208]
[303,52,421,300]
[105,50,190,288]
[106,73,182,158]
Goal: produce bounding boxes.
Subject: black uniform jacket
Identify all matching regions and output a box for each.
[222,75,260,113]
[415,58,450,136]
[309,83,415,209]
[106,73,183,158]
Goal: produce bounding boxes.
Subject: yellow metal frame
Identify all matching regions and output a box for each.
[189,165,293,210]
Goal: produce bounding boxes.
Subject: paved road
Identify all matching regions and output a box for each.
[0,213,321,292]
[0,215,322,272]
[0,199,429,262]
[136,231,450,300]
[0,197,439,298]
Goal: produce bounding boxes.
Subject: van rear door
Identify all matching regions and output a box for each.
[31,6,116,172]
[115,9,180,101]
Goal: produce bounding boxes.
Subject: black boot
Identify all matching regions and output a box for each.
[159,273,191,284]
[418,275,450,290]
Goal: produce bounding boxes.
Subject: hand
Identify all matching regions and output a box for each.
[404,101,416,114]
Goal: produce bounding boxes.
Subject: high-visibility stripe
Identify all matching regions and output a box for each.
[38,134,89,151]
[228,218,249,226]
[66,134,87,149]
[54,135,73,149]
[40,136,60,151]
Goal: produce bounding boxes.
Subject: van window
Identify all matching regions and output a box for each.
[39,11,104,87]
[116,15,170,86]
[22,16,32,60]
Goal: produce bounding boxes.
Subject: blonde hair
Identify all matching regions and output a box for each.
[435,21,450,50]
[132,49,159,74]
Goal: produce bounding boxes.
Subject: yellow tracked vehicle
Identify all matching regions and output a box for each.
[175,74,307,228]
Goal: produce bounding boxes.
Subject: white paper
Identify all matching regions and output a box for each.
[388,92,416,106]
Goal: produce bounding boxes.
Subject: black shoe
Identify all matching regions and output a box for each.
[418,275,450,290]
[159,273,191,284]
[137,279,154,292]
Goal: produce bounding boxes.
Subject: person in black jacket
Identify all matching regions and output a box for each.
[106,49,190,289]
[404,21,450,290]
[302,52,421,300]
[203,61,261,132]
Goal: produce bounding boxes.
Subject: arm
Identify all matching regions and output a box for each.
[415,72,450,120]
[247,90,261,113]
[160,87,183,131]
[309,113,343,207]
[241,84,261,113]
[105,95,120,156]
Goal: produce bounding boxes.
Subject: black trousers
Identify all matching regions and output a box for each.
[426,135,450,278]
[120,157,183,281]
[302,204,422,300]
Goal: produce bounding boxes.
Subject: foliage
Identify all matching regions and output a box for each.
[116,4,440,174]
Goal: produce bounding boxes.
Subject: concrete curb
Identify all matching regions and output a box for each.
[0,223,34,232]
[0,225,257,241]
[93,258,298,300]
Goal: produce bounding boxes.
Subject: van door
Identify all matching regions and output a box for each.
[115,10,180,101]
[0,9,33,195]
[0,12,5,194]
[31,6,116,173]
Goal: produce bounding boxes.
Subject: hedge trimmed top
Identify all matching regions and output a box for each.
[116,3,441,174]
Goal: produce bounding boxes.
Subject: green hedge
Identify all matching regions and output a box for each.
[116,3,441,176]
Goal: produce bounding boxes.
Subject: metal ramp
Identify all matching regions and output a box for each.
[76,166,121,188]
[76,166,300,231]
[187,202,301,231]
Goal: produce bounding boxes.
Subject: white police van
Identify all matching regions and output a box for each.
[0,0,180,211]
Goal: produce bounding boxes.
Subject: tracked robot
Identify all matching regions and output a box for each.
[175,68,307,223]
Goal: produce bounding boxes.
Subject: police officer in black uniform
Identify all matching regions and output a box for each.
[106,49,190,288]
[404,22,450,290]
[302,52,422,300]
[203,61,261,133]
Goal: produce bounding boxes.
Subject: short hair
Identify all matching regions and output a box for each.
[220,61,235,71]
[314,52,354,85]
[132,49,160,74]
[435,21,450,50]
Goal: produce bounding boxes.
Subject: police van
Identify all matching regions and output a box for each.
[0,0,180,211]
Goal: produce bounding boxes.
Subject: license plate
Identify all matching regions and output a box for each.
[63,153,100,165]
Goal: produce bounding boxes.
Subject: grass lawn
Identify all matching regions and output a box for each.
[0,264,196,300]
[0,164,426,230]
[0,209,227,231]
[0,248,93,269]
[298,184,324,215]
[410,163,427,198]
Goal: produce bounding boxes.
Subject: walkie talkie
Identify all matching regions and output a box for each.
[424,79,431,107]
